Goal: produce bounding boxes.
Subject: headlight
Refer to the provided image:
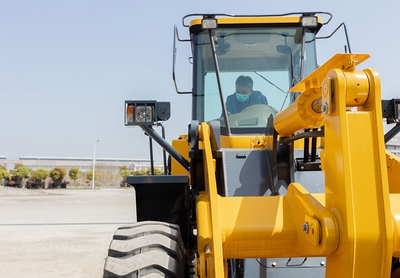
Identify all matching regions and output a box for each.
[135,105,154,123]
[125,101,170,126]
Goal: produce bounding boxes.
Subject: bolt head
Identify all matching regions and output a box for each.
[302,222,309,233]
[321,102,329,115]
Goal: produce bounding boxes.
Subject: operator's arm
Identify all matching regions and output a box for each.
[252,91,268,105]
[262,94,268,105]
[225,94,236,114]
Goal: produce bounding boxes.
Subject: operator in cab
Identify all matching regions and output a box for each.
[225,75,268,114]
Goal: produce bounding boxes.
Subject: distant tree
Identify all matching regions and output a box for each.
[86,171,98,181]
[0,165,7,171]
[32,168,49,181]
[145,168,164,175]
[13,165,31,179]
[14,164,33,175]
[0,169,10,186]
[120,166,131,179]
[30,168,49,189]
[0,169,10,179]
[119,169,131,179]
[68,167,80,184]
[132,169,146,176]
[49,167,67,183]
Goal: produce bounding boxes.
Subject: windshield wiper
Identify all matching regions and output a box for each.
[253,71,290,111]
[253,71,287,95]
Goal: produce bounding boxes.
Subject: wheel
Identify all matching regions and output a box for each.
[103,221,186,278]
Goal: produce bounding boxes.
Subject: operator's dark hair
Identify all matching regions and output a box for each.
[235,75,253,89]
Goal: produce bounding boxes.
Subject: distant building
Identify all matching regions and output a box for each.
[386,136,400,157]
[0,156,6,169]
[1,156,163,173]
[2,136,398,174]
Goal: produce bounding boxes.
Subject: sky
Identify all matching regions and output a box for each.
[1,0,399,162]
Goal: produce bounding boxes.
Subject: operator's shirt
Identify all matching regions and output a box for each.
[225,91,268,114]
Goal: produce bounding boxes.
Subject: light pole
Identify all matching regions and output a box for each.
[92,140,99,190]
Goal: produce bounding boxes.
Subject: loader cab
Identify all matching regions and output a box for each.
[188,14,322,135]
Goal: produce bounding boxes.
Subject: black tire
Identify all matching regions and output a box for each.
[103,221,186,278]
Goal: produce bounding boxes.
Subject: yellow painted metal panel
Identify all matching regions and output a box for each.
[390,194,400,256]
[221,184,338,259]
[322,67,392,277]
[196,193,212,254]
[197,123,226,278]
[220,134,273,149]
[221,195,297,258]
[274,87,324,136]
[189,16,304,27]
[274,54,370,137]
[197,185,339,260]
[285,183,338,256]
[289,54,370,93]
[171,134,190,175]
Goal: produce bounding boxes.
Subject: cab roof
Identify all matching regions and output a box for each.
[184,12,327,33]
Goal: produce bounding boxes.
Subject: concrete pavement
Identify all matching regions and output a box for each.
[0,186,137,278]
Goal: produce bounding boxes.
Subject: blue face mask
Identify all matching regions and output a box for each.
[236,93,249,103]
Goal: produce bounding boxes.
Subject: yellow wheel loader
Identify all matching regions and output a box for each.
[103,12,400,278]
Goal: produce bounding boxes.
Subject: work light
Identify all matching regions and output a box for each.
[301,16,318,27]
[125,101,170,126]
[202,18,217,29]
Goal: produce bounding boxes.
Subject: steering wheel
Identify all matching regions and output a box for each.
[239,104,278,114]
[225,104,278,127]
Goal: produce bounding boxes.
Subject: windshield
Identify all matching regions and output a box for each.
[192,26,317,134]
